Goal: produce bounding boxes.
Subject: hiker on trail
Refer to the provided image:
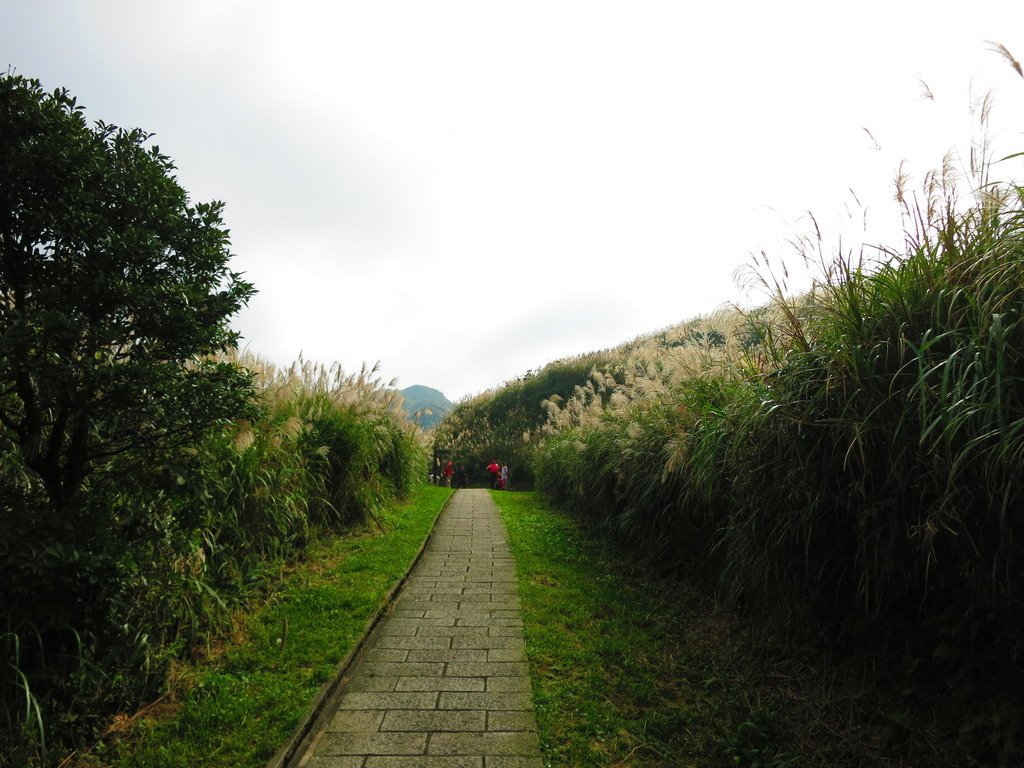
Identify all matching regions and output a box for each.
[500,464,509,491]
[443,460,454,487]
[454,465,468,489]
[486,460,501,489]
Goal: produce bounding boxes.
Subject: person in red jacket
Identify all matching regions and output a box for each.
[486,460,501,489]
[443,460,454,487]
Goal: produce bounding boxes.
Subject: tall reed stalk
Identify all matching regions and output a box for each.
[535,153,1024,762]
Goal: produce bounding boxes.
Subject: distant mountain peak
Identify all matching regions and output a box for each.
[399,385,453,428]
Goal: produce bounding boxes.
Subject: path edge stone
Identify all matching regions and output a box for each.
[265,488,456,768]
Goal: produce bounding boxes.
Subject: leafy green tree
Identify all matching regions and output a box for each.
[0,73,256,512]
[0,72,259,760]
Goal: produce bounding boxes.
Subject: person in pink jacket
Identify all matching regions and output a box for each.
[486,460,501,489]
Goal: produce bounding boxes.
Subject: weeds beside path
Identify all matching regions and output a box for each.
[95,485,452,768]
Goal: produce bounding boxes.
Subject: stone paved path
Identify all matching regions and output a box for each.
[299,488,542,768]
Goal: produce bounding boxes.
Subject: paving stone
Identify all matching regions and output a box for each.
[390,609,426,619]
[396,600,441,612]
[317,731,428,755]
[418,625,488,637]
[394,677,485,692]
[487,711,537,732]
[456,618,522,628]
[376,621,420,636]
[406,649,487,663]
[428,732,541,756]
[429,593,492,603]
[346,676,400,692]
[451,636,521,650]
[444,662,530,678]
[327,709,386,732]
[366,648,409,662]
[391,617,458,629]
[299,490,540,766]
[362,662,446,677]
[489,610,523,619]
[384,617,456,629]
[488,596,521,606]
[339,692,438,710]
[305,756,365,768]
[422,606,492,618]
[437,692,533,711]
[382,709,485,732]
[485,677,532,693]
[376,635,453,650]
[364,758,482,768]
[404,585,463,595]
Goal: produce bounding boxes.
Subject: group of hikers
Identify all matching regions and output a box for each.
[485,459,510,490]
[436,459,509,490]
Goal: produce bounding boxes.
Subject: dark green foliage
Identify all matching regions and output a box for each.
[0,73,256,764]
[0,75,426,765]
[535,183,1024,763]
[721,710,797,768]
[0,73,256,511]
[301,400,419,527]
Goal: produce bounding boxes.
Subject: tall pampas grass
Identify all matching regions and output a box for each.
[533,56,1024,760]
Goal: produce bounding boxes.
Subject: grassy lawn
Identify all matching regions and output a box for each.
[98,484,452,768]
[493,489,772,768]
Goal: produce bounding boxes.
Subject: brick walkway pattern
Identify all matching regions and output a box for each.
[300,488,542,768]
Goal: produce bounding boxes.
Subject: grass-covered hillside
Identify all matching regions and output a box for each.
[432,302,763,488]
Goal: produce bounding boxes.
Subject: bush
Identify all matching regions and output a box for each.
[0,355,425,764]
[534,175,1024,762]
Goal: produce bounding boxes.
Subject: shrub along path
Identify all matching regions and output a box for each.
[298,488,542,768]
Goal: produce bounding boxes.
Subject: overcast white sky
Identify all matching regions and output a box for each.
[4,2,1024,400]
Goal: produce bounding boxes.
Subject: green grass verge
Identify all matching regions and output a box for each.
[101,484,452,768]
[493,490,770,768]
